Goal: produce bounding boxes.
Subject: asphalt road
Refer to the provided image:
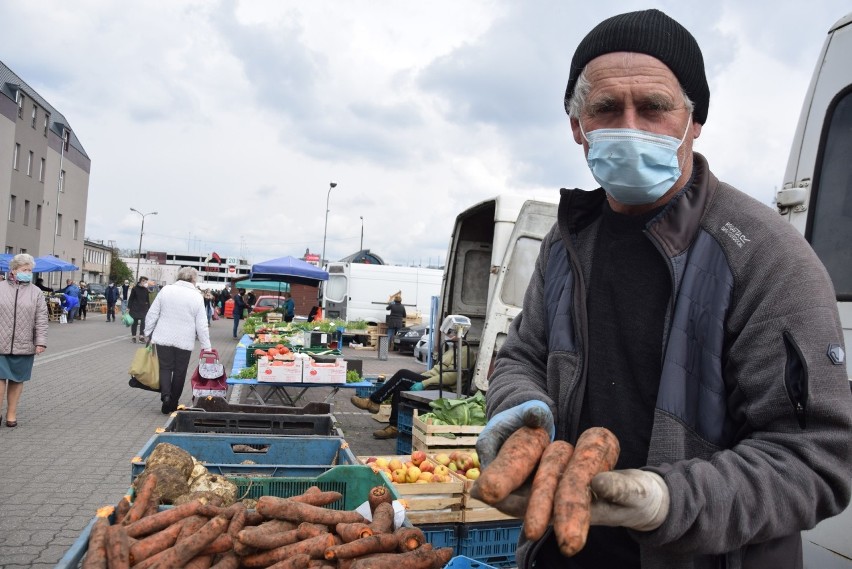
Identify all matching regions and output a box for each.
[0,311,420,568]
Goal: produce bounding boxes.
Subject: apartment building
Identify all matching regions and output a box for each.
[0,60,90,287]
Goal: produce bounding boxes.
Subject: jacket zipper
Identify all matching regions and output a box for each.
[11,288,19,355]
[782,331,809,429]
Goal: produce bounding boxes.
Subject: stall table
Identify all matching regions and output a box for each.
[228,334,372,407]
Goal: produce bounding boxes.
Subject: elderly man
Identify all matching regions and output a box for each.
[478,9,852,569]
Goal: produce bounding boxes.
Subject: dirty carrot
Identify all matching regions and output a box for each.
[125,472,158,525]
[237,527,301,550]
[367,501,394,534]
[256,497,366,525]
[297,522,330,540]
[266,553,312,569]
[105,524,131,569]
[208,551,239,569]
[335,522,373,543]
[324,533,399,560]
[226,503,247,539]
[290,490,344,507]
[394,527,425,552]
[151,514,229,567]
[199,533,233,555]
[81,506,113,569]
[244,511,265,526]
[184,553,214,569]
[125,500,202,538]
[349,546,453,569]
[367,486,393,513]
[474,426,551,505]
[142,499,159,519]
[240,533,340,569]
[524,440,575,541]
[115,495,132,523]
[128,521,183,565]
[552,426,620,557]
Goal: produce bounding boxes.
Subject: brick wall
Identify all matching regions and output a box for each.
[290,284,320,318]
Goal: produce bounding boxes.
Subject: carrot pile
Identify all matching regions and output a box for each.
[81,484,453,569]
[472,426,621,557]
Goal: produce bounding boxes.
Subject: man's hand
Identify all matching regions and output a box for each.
[590,469,670,531]
[476,400,555,469]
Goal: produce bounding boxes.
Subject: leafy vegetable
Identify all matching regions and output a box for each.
[236,364,257,379]
[421,392,487,433]
[346,370,362,383]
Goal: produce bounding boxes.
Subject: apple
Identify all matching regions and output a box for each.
[418,471,434,482]
[433,464,450,478]
[415,479,428,483]
[465,468,481,480]
[366,457,378,464]
[448,462,458,471]
[470,451,480,469]
[432,473,447,483]
[455,454,474,473]
[406,466,422,483]
[388,458,404,472]
[392,468,408,484]
[434,453,451,466]
[375,457,389,469]
[411,450,427,466]
[419,460,434,473]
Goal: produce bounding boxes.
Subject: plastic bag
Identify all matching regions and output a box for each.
[59,312,68,324]
[128,345,159,390]
[122,312,134,326]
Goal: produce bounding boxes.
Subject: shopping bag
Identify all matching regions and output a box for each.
[191,349,227,401]
[198,349,225,379]
[59,312,68,324]
[122,312,134,326]
[128,345,159,390]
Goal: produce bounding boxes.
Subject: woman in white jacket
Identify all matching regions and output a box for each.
[145,267,211,414]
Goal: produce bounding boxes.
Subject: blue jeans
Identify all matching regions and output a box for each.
[369,369,424,426]
[233,315,241,338]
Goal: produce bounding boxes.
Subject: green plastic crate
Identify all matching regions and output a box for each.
[228,465,398,510]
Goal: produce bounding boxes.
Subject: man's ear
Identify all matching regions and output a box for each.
[570,117,584,145]
[692,122,702,139]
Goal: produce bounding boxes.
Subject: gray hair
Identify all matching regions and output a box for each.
[9,253,35,272]
[566,65,694,119]
[177,267,198,283]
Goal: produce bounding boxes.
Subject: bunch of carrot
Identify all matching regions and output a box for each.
[471,426,620,557]
[81,478,453,569]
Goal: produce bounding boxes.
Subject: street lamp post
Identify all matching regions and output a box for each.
[360,216,364,251]
[321,181,338,266]
[130,208,158,281]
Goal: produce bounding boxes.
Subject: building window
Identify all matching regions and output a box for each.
[63,130,70,152]
[13,144,20,170]
[56,213,62,235]
[39,158,45,182]
[8,195,16,222]
[4,246,12,254]
[19,248,26,254]
[27,151,33,176]
[36,204,42,230]
[24,200,30,227]
[59,170,65,192]
[31,105,37,129]
[44,113,49,137]
[16,92,24,119]
[74,219,79,240]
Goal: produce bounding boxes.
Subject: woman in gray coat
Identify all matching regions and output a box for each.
[0,254,48,427]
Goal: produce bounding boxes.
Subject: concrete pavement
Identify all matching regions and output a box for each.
[0,312,424,568]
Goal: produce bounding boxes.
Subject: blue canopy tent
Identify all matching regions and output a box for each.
[246,256,329,286]
[0,254,79,273]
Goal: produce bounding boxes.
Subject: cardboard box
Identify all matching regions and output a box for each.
[257,357,303,383]
[302,357,347,384]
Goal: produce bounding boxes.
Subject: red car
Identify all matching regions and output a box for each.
[251,295,288,314]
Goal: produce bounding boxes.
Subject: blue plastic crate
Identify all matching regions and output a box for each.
[444,556,499,569]
[396,431,412,455]
[421,522,458,551]
[163,411,339,436]
[398,404,414,435]
[355,381,379,398]
[131,433,357,481]
[456,520,522,568]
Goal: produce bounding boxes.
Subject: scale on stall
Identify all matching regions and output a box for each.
[437,314,472,398]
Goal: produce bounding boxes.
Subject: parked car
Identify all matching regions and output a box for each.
[251,295,287,314]
[414,333,431,362]
[393,323,429,353]
[86,283,106,296]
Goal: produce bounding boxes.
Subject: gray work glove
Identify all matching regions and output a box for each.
[476,400,555,468]
[590,469,670,531]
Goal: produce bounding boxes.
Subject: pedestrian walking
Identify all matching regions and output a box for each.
[127,276,151,343]
[232,288,247,339]
[105,281,120,321]
[0,254,48,428]
[78,282,89,321]
[120,279,130,314]
[145,267,212,414]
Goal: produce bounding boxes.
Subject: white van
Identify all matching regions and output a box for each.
[777,12,852,567]
[437,194,558,392]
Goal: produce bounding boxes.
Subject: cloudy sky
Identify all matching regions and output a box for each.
[1,1,849,267]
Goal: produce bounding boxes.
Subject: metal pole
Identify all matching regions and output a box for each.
[360,216,364,251]
[136,216,145,280]
[51,128,67,289]
[321,181,337,266]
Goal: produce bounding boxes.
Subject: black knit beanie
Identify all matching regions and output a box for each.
[564,9,710,124]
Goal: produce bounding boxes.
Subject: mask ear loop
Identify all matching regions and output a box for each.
[676,114,694,149]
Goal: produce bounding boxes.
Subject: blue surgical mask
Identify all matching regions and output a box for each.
[581,116,692,205]
[15,272,32,284]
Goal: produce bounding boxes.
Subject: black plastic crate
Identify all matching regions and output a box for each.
[191,396,331,415]
[163,411,337,436]
[398,404,414,435]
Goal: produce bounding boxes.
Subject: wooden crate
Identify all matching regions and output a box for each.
[411,409,482,452]
[265,313,283,323]
[357,455,464,523]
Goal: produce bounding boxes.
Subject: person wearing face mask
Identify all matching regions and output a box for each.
[105,281,120,322]
[0,254,48,428]
[478,10,852,569]
[128,276,152,343]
